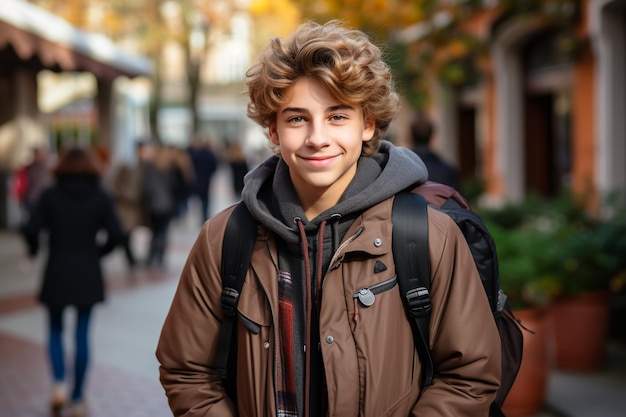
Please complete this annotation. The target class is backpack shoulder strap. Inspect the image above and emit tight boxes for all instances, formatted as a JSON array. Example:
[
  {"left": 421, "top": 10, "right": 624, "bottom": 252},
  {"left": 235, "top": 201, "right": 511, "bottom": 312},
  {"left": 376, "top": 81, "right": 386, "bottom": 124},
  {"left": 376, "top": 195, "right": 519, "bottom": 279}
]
[
  {"left": 392, "top": 191, "right": 434, "bottom": 387},
  {"left": 216, "top": 202, "right": 257, "bottom": 392}
]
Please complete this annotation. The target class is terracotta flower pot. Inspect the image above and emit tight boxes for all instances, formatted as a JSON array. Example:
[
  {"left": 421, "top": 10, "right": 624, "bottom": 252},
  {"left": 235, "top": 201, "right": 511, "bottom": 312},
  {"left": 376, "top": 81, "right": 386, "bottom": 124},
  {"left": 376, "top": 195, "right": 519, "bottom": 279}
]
[
  {"left": 550, "top": 290, "right": 611, "bottom": 371},
  {"left": 502, "top": 307, "right": 550, "bottom": 417}
]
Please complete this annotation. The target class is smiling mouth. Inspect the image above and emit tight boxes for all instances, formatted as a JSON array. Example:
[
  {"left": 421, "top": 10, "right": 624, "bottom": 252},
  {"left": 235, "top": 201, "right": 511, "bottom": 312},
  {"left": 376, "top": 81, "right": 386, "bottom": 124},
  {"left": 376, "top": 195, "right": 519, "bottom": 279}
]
[{"left": 302, "top": 155, "right": 337, "bottom": 168}]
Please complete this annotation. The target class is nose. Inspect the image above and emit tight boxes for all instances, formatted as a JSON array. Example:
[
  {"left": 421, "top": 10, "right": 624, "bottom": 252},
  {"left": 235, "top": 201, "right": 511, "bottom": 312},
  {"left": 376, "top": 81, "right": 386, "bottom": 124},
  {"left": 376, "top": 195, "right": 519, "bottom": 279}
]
[{"left": 305, "top": 120, "right": 330, "bottom": 149}]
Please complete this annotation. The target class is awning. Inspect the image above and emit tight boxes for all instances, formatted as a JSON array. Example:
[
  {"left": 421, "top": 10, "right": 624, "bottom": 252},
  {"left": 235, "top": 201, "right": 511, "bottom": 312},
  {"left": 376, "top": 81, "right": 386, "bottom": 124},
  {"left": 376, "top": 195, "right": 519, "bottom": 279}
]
[{"left": 0, "top": 0, "right": 152, "bottom": 80}]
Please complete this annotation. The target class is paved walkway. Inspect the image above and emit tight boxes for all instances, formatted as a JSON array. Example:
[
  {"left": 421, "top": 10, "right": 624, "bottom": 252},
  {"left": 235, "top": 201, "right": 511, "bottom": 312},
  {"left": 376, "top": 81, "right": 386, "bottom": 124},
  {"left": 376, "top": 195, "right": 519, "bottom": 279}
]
[
  {"left": 0, "top": 228, "right": 192, "bottom": 417},
  {"left": 1, "top": 166, "right": 625, "bottom": 417},
  {"left": 0, "top": 167, "right": 237, "bottom": 417}
]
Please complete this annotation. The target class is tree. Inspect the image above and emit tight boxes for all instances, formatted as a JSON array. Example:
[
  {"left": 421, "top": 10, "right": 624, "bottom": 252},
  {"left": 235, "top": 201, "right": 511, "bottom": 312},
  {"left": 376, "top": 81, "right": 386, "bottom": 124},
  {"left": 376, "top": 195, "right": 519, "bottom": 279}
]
[
  {"left": 30, "top": 0, "right": 241, "bottom": 141},
  {"left": 248, "top": 0, "right": 302, "bottom": 54}
]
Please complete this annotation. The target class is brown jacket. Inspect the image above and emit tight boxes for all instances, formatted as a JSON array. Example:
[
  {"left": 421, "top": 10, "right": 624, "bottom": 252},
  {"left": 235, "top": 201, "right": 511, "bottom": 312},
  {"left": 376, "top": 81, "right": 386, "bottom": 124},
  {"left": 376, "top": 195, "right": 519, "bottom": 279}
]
[
  {"left": 108, "top": 163, "right": 146, "bottom": 231},
  {"left": 156, "top": 196, "right": 501, "bottom": 417}
]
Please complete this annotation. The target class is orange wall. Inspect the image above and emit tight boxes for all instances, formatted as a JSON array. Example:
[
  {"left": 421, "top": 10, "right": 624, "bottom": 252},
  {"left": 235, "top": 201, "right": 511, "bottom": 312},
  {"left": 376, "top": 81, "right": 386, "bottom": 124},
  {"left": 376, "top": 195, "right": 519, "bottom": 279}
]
[
  {"left": 484, "top": 67, "right": 502, "bottom": 197},
  {"left": 572, "top": 47, "right": 596, "bottom": 195},
  {"left": 571, "top": 1, "right": 597, "bottom": 197}
]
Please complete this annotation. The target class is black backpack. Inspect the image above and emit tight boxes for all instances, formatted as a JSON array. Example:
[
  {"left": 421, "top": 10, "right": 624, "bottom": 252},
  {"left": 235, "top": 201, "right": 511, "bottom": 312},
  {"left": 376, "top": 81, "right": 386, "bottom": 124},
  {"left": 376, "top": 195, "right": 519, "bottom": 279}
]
[
  {"left": 393, "top": 183, "right": 525, "bottom": 417},
  {"left": 216, "top": 181, "right": 524, "bottom": 417}
]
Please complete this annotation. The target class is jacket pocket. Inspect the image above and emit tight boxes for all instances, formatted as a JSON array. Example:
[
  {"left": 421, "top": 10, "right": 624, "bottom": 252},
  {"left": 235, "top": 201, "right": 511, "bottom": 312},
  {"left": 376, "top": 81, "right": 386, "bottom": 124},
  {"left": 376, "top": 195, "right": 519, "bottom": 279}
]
[
  {"left": 237, "top": 278, "right": 271, "bottom": 331},
  {"left": 353, "top": 275, "right": 397, "bottom": 308}
]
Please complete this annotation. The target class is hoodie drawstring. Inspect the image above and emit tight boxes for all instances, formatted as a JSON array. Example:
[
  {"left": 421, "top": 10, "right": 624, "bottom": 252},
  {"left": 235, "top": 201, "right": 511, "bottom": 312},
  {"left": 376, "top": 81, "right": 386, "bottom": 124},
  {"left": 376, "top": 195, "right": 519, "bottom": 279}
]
[{"left": 295, "top": 218, "right": 312, "bottom": 417}]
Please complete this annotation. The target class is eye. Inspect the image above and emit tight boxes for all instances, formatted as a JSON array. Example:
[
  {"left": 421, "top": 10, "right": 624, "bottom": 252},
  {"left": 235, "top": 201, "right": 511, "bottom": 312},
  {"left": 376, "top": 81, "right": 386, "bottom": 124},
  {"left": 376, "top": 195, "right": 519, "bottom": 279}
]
[
  {"left": 329, "top": 114, "right": 348, "bottom": 122},
  {"left": 287, "top": 115, "right": 305, "bottom": 124}
]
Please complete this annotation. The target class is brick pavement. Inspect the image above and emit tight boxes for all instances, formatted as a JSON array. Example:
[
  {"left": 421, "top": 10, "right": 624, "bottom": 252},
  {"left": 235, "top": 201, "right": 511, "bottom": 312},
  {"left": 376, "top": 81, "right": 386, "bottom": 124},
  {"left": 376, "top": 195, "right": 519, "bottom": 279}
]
[
  {"left": 0, "top": 222, "right": 199, "bottom": 417},
  {"left": 0, "top": 332, "right": 171, "bottom": 417},
  {"left": 0, "top": 170, "right": 238, "bottom": 417}
]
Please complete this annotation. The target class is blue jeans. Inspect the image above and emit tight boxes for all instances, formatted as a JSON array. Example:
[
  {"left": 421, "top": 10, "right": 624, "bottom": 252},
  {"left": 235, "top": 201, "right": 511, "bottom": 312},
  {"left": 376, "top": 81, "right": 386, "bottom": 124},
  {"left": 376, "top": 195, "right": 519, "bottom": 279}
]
[{"left": 47, "top": 305, "right": 93, "bottom": 402}]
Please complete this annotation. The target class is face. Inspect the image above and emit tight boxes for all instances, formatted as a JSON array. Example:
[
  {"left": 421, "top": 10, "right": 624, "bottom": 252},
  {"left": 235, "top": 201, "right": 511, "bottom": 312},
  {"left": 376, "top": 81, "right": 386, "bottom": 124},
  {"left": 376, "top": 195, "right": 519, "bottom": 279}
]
[
  {"left": 269, "top": 77, "right": 375, "bottom": 212},
  {"left": 138, "top": 143, "right": 155, "bottom": 161}
]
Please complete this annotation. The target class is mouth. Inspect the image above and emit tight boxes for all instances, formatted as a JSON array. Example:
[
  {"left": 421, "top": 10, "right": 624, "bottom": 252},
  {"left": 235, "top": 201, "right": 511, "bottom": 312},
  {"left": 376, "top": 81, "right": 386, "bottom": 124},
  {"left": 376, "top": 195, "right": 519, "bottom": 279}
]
[{"left": 301, "top": 155, "right": 338, "bottom": 168}]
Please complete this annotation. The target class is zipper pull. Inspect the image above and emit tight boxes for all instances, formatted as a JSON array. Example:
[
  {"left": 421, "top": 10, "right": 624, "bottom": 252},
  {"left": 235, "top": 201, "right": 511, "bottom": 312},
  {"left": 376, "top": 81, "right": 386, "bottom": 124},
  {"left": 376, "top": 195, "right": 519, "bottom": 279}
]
[{"left": 355, "top": 288, "right": 375, "bottom": 307}]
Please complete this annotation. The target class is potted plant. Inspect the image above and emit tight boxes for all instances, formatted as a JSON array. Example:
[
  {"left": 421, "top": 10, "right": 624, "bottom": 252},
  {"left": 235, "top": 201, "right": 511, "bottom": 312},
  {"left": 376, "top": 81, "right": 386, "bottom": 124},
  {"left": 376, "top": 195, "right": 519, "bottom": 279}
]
[
  {"left": 547, "top": 200, "right": 626, "bottom": 371},
  {"left": 481, "top": 195, "right": 560, "bottom": 311}
]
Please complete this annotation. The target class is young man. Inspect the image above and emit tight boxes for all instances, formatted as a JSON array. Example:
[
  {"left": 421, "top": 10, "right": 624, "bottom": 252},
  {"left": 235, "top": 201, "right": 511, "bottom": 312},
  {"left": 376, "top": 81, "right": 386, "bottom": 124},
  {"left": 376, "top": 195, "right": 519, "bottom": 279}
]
[{"left": 156, "top": 20, "right": 501, "bottom": 417}]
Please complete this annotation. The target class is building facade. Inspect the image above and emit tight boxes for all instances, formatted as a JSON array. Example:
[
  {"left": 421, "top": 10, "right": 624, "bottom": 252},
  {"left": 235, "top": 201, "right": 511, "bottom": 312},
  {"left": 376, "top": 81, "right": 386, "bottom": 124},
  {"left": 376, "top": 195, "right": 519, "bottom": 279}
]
[{"left": 399, "top": 0, "right": 625, "bottom": 206}]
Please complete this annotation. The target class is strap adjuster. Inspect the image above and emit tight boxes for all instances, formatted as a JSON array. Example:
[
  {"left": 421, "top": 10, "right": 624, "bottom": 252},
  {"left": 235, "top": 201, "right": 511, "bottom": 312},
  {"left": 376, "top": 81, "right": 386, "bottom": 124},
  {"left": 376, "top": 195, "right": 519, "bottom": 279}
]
[
  {"left": 405, "top": 287, "right": 431, "bottom": 317},
  {"left": 221, "top": 287, "right": 240, "bottom": 317}
]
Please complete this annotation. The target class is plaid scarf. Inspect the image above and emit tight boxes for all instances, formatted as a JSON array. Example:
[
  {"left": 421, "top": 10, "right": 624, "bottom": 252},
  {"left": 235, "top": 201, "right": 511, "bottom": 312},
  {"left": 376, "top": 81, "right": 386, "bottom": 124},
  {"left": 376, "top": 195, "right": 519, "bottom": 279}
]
[{"left": 277, "top": 270, "right": 298, "bottom": 417}]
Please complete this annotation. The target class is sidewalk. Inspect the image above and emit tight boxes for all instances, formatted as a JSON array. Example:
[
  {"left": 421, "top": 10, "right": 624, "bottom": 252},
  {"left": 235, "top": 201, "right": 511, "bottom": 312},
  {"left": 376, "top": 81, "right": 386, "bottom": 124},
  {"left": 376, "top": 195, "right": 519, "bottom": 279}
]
[
  {"left": 0, "top": 226, "right": 191, "bottom": 417},
  {"left": 0, "top": 167, "right": 237, "bottom": 417},
  {"left": 1, "top": 167, "right": 625, "bottom": 416}
]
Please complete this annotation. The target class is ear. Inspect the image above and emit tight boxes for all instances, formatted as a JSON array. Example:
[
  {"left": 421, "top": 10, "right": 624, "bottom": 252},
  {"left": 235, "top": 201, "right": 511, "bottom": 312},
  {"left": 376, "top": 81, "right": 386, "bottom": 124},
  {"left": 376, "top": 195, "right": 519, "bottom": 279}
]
[
  {"left": 362, "top": 118, "right": 376, "bottom": 142},
  {"left": 269, "top": 123, "right": 280, "bottom": 145}
]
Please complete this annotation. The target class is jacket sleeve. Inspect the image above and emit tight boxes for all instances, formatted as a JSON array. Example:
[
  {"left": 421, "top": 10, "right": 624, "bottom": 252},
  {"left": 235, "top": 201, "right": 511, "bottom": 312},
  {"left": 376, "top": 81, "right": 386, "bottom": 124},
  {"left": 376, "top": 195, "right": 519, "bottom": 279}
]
[
  {"left": 156, "top": 211, "right": 237, "bottom": 417},
  {"left": 412, "top": 208, "right": 501, "bottom": 417}
]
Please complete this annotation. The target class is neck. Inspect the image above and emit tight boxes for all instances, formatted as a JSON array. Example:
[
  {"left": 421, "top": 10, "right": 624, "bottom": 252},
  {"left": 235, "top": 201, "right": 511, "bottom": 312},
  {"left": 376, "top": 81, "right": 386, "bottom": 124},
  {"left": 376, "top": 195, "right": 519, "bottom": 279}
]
[{"left": 299, "top": 190, "right": 339, "bottom": 220}]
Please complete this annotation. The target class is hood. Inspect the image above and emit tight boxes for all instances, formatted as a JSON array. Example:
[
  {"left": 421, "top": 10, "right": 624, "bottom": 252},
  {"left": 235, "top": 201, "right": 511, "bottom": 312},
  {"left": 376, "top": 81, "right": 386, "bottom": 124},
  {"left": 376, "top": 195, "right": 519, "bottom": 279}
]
[
  {"left": 241, "top": 140, "right": 428, "bottom": 245},
  {"left": 56, "top": 175, "right": 100, "bottom": 199}
]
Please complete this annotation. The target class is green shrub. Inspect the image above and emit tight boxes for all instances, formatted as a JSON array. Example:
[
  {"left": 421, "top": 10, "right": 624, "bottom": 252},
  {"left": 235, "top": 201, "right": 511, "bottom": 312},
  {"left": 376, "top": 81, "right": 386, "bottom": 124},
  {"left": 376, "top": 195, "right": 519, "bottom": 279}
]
[{"left": 485, "top": 189, "right": 626, "bottom": 306}]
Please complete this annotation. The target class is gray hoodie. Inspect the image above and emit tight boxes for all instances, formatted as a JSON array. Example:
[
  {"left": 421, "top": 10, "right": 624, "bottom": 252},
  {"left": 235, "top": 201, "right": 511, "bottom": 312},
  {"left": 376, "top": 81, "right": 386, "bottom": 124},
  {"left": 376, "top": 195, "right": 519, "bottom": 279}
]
[{"left": 242, "top": 140, "right": 428, "bottom": 244}]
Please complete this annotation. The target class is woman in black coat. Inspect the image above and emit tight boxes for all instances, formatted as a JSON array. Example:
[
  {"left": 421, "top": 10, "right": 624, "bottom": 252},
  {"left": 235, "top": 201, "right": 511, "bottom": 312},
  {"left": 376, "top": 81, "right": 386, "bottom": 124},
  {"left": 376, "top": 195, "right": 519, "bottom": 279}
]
[{"left": 21, "top": 146, "right": 125, "bottom": 417}]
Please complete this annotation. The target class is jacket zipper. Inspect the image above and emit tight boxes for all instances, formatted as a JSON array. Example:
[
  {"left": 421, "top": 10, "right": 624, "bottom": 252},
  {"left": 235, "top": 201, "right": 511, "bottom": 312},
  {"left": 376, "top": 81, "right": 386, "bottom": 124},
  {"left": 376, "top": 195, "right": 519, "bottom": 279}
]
[
  {"left": 328, "top": 227, "right": 364, "bottom": 268},
  {"left": 353, "top": 276, "right": 398, "bottom": 307}
]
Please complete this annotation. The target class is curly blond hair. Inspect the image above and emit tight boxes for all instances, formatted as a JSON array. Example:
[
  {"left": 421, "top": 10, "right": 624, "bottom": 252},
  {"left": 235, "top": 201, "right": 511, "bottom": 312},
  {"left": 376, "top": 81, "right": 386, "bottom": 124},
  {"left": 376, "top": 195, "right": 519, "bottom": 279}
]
[{"left": 245, "top": 20, "right": 399, "bottom": 156}]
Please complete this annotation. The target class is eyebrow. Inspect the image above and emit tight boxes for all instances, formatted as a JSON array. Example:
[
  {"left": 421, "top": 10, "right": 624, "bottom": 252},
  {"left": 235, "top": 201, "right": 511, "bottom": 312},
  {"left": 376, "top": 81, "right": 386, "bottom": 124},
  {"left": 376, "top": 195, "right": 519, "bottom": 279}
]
[{"left": 281, "top": 104, "right": 355, "bottom": 114}]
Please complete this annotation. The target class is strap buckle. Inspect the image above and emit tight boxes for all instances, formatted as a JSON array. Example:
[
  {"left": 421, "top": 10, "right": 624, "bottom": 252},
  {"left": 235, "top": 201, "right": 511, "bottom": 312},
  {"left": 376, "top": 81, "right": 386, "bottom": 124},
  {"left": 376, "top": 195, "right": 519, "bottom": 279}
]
[
  {"left": 221, "top": 287, "right": 240, "bottom": 317},
  {"left": 405, "top": 287, "right": 431, "bottom": 317}
]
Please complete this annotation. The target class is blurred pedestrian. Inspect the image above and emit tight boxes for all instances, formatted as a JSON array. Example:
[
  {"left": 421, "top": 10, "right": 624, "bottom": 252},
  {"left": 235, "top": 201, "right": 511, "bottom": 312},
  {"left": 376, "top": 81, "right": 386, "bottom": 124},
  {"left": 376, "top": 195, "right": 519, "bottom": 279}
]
[
  {"left": 11, "top": 163, "right": 29, "bottom": 210},
  {"left": 22, "top": 146, "right": 54, "bottom": 217},
  {"left": 166, "top": 145, "right": 195, "bottom": 221},
  {"left": 20, "top": 146, "right": 125, "bottom": 417},
  {"left": 225, "top": 139, "right": 249, "bottom": 199},
  {"left": 106, "top": 150, "right": 147, "bottom": 270},
  {"left": 139, "top": 141, "right": 176, "bottom": 267},
  {"left": 409, "top": 112, "right": 461, "bottom": 190},
  {"left": 187, "top": 135, "right": 218, "bottom": 223}
]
